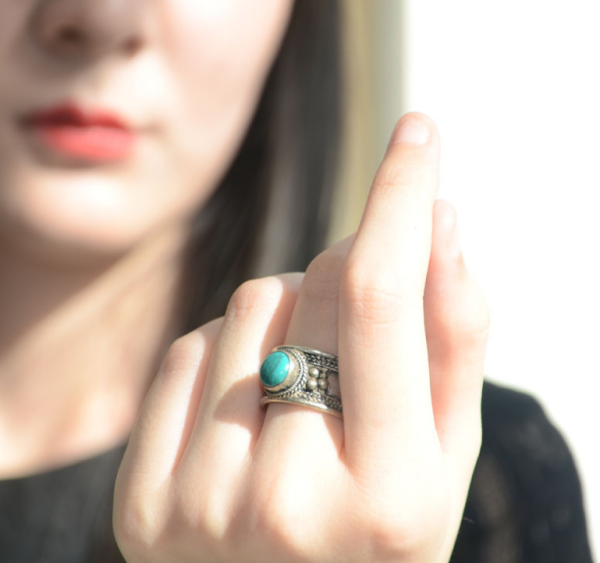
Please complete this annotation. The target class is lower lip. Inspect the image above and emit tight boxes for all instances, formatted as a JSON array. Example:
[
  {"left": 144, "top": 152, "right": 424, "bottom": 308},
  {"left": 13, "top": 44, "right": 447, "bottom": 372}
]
[{"left": 28, "top": 124, "right": 136, "bottom": 162}]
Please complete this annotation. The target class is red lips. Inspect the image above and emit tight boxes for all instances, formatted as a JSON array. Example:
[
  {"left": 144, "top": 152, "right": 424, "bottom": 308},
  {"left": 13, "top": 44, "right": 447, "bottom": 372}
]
[{"left": 21, "top": 103, "right": 136, "bottom": 162}]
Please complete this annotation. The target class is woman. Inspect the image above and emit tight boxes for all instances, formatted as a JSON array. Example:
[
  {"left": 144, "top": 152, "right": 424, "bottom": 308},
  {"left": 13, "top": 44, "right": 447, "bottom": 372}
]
[{"left": 0, "top": 1, "right": 592, "bottom": 562}]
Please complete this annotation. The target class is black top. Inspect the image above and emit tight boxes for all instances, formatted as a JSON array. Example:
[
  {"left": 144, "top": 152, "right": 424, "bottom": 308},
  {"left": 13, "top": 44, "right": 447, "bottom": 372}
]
[
  {"left": 453, "top": 383, "right": 593, "bottom": 563},
  {"left": 0, "top": 382, "right": 593, "bottom": 563}
]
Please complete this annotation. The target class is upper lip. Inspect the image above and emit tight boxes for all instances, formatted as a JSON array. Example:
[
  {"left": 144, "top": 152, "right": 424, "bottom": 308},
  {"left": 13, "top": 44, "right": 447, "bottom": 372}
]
[{"left": 20, "top": 102, "right": 132, "bottom": 131}]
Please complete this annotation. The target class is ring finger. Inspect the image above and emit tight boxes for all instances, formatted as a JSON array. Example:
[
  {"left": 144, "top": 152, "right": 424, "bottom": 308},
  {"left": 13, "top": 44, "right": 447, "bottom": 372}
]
[{"left": 257, "top": 235, "right": 355, "bottom": 459}]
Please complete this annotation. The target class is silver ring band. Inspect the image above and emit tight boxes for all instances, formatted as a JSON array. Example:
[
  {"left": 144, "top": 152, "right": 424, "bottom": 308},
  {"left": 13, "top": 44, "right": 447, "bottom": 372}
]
[{"left": 259, "top": 345, "right": 342, "bottom": 418}]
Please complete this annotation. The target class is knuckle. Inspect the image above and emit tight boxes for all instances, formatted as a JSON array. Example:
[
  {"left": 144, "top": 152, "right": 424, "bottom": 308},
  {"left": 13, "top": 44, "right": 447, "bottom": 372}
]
[
  {"left": 227, "top": 277, "right": 282, "bottom": 319},
  {"left": 341, "top": 264, "right": 414, "bottom": 326},
  {"left": 302, "top": 249, "right": 346, "bottom": 303},
  {"left": 372, "top": 160, "right": 413, "bottom": 196},
  {"left": 114, "top": 494, "right": 163, "bottom": 555},
  {"left": 160, "top": 330, "right": 208, "bottom": 378},
  {"left": 348, "top": 456, "right": 451, "bottom": 556},
  {"left": 352, "top": 487, "right": 449, "bottom": 560},
  {"left": 373, "top": 155, "right": 430, "bottom": 199},
  {"left": 256, "top": 495, "right": 294, "bottom": 540},
  {"left": 366, "top": 514, "right": 439, "bottom": 560},
  {"left": 434, "top": 279, "right": 491, "bottom": 349},
  {"left": 187, "top": 490, "right": 226, "bottom": 541},
  {"left": 162, "top": 488, "right": 222, "bottom": 550},
  {"left": 250, "top": 479, "right": 312, "bottom": 556}
]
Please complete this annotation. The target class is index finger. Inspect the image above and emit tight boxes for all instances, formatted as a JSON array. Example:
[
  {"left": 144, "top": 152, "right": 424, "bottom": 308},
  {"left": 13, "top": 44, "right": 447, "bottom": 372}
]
[{"left": 339, "top": 113, "right": 441, "bottom": 476}]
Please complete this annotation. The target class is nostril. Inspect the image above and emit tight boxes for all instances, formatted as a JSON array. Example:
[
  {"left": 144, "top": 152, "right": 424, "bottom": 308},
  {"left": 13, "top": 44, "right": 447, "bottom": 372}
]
[
  {"left": 57, "top": 24, "right": 84, "bottom": 46},
  {"left": 123, "top": 36, "right": 143, "bottom": 57},
  {"left": 30, "top": 0, "right": 146, "bottom": 61}
]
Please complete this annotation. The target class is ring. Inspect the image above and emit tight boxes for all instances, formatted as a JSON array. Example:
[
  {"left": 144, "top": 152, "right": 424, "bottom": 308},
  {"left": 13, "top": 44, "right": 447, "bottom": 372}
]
[{"left": 259, "top": 345, "right": 342, "bottom": 418}]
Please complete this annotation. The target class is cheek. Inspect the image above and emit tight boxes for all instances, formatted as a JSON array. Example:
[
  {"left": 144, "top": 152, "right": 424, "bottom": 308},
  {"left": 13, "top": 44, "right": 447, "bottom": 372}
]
[
  {"left": 162, "top": 0, "right": 294, "bottom": 133},
  {"left": 0, "top": 2, "right": 32, "bottom": 55},
  {"left": 164, "top": 0, "right": 293, "bottom": 66},
  {"left": 147, "top": 0, "right": 294, "bottom": 231}
]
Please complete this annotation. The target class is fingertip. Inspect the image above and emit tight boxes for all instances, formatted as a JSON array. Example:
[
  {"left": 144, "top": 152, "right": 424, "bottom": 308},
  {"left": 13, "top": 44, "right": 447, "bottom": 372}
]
[
  {"left": 426, "top": 200, "right": 490, "bottom": 351},
  {"left": 388, "top": 112, "right": 440, "bottom": 148}
]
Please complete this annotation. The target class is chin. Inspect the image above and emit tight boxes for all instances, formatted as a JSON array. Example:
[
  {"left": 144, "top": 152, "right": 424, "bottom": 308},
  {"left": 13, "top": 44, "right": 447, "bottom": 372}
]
[{"left": 0, "top": 170, "right": 172, "bottom": 268}]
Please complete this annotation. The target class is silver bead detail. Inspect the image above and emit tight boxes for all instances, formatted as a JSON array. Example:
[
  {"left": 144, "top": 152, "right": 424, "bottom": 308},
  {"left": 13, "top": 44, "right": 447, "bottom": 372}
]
[
  {"left": 309, "top": 367, "right": 320, "bottom": 378},
  {"left": 306, "top": 377, "right": 318, "bottom": 391},
  {"left": 318, "top": 379, "right": 329, "bottom": 390}
]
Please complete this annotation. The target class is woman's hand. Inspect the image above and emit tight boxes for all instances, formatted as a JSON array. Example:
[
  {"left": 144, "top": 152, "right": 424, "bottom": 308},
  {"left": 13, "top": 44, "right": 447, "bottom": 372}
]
[{"left": 113, "top": 113, "right": 489, "bottom": 563}]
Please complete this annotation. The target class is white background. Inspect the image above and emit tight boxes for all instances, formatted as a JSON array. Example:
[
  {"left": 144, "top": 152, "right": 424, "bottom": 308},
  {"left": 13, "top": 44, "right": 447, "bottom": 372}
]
[{"left": 367, "top": 0, "right": 600, "bottom": 556}]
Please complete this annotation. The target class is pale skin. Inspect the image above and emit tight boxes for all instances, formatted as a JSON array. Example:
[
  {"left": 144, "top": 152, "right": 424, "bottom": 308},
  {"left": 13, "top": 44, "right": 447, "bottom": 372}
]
[
  {"left": 0, "top": 0, "right": 294, "bottom": 475},
  {"left": 0, "top": 1, "right": 489, "bottom": 562},
  {"left": 114, "top": 116, "right": 490, "bottom": 563}
]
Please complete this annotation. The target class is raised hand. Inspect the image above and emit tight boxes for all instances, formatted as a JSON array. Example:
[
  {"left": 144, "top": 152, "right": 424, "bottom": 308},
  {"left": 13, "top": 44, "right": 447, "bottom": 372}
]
[{"left": 114, "top": 112, "right": 489, "bottom": 563}]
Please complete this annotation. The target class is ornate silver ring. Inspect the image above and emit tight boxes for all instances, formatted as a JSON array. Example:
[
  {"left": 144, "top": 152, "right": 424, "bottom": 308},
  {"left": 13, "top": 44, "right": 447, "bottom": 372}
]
[{"left": 259, "top": 345, "right": 342, "bottom": 418}]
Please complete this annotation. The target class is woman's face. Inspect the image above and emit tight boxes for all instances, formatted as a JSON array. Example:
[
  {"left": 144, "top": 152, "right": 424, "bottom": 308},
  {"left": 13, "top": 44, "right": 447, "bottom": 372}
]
[{"left": 0, "top": 0, "right": 293, "bottom": 262}]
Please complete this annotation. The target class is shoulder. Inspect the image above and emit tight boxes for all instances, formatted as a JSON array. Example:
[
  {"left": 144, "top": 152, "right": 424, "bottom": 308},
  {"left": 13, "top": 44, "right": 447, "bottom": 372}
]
[{"left": 451, "top": 381, "right": 593, "bottom": 563}]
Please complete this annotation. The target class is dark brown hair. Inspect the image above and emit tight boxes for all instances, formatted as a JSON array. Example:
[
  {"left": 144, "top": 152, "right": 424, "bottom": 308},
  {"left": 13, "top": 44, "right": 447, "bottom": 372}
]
[
  {"left": 94, "top": 2, "right": 344, "bottom": 560},
  {"left": 179, "top": 0, "right": 344, "bottom": 332}
]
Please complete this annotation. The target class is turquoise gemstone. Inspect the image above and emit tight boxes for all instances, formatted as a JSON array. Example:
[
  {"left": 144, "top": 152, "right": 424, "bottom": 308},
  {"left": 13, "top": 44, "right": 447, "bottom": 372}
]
[{"left": 260, "top": 351, "right": 290, "bottom": 388}]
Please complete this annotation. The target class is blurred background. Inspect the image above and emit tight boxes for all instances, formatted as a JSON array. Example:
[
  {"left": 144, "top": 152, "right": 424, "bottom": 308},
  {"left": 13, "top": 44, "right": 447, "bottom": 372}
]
[{"left": 332, "top": 0, "right": 600, "bottom": 557}]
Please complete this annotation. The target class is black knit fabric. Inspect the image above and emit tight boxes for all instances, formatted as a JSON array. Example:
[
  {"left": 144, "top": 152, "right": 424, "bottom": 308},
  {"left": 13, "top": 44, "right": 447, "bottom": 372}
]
[
  {"left": 0, "top": 445, "right": 126, "bottom": 563},
  {"left": 0, "top": 382, "right": 593, "bottom": 563},
  {"left": 452, "top": 383, "right": 593, "bottom": 563}
]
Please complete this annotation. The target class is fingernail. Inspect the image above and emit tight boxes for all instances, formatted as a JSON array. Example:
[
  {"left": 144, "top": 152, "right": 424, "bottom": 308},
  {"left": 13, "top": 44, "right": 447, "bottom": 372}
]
[{"left": 391, "top": 118, "right": 430, "bottom": 146}]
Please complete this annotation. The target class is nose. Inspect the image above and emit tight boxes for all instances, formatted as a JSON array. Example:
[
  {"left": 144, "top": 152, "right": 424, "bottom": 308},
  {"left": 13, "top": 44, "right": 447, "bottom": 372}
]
[{"left": 30, "top": 0, "right": 145, "bottom": 60}]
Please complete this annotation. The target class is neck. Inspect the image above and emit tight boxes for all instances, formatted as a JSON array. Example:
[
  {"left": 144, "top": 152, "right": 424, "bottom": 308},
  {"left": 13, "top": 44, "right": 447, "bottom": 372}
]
[{"left": 0, "top": 224, "right": 189, "bottom": 478}]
